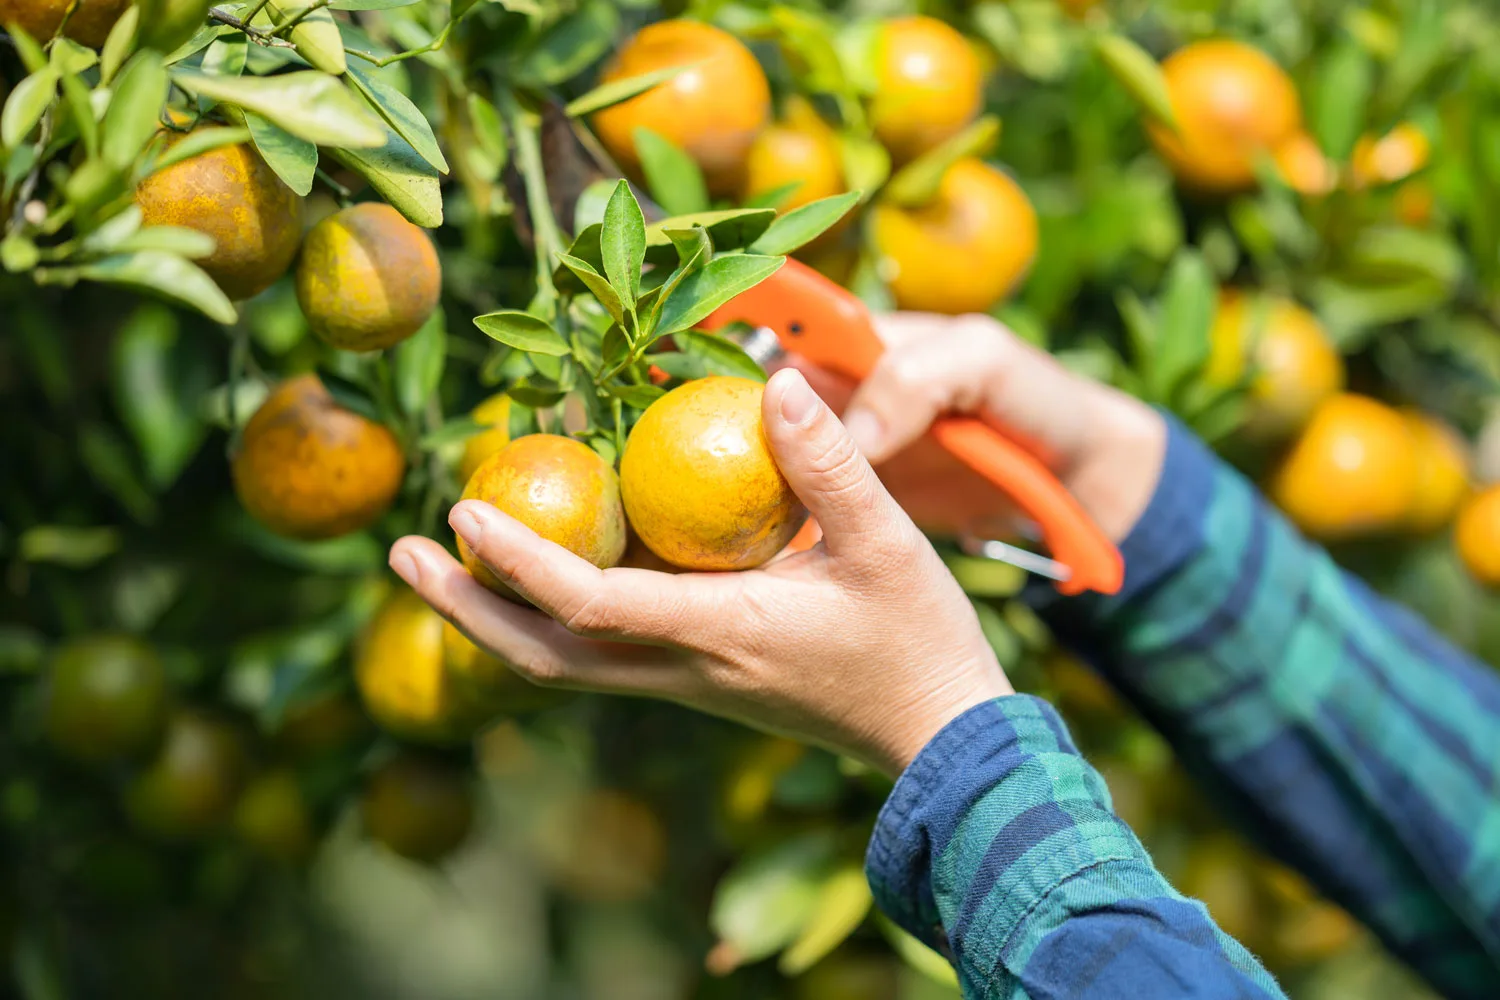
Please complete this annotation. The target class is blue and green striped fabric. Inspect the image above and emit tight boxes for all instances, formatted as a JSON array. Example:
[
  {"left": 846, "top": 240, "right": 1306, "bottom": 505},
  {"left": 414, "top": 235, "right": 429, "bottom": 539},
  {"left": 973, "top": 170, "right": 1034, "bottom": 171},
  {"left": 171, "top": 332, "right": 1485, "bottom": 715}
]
[{"left": 865, "top": 419, "right": 1500, "bottom": 999}]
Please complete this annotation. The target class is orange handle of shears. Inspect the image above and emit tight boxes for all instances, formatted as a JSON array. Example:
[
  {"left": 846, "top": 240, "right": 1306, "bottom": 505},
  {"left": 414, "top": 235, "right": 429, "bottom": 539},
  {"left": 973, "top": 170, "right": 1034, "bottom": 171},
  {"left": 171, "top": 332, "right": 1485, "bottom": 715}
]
[{"left": 703, "top": 259, "right": 1124, "bottom": 596}]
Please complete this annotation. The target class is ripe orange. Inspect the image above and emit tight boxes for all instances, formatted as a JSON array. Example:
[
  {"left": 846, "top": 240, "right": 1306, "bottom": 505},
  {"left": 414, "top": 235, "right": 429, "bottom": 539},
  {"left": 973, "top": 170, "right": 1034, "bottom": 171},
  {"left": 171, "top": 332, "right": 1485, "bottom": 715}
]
[
  {"left": 44, "top": 635, "right": 169, "bottom": 766},
  {"left": 0, "top": 0, "right": 130, "bottom": 48},
  {"left": 1455, "top": 486, "right": 1500, "bottom": 587},
  {"left": 1350, "top": 122, "right": 1430, "bottom": 189},
  {"left": 870, "top": 157, "right": 1038, "bottom": 314},
  {"left": 295, "top": 203, "right": 441, "bottom": 352},
  {"left": 869, "top": 15, "right": 984, "bottom": 164},
  {"left": 125, "top": 709, "right": 248, "bottom": 842},
  {"left": 1403, "top": 411, "right": 1470, "bottom": 534},
  {"left": 234, "top": 769, "right": 315, "bottom": 865},
  {"left": 1272, "top": 131, "right": 1337, "bottom": 196},
  {"left": 1205, "top": 292, "right": 1344, "bottom": 438},
  {"left": 1269, "top": 394, "right": 1418, "bottom": 540},
  {"left": 458, "top": 434, "right": 627, "bottom": 599},
  {"left": 742, "top": 101, "right": 845, "bottom": 212},
  {"left": 441, "top": 619, "right": 570, "bottom": 715},
  {"left": 354, "top": 589, "right": 496, "bottom": 744},
  {"left": 135, "top": 134, "right": 303, "bottom": 300},
  {"left": 232, "top": 374, "right": 405, "bottom": 540},
  {"left": 458, "top": 393, "right": 511, "bottom": 486},
  {"left": 592, "top": 20, "right": 770, "bottom": 198},
  {"left": 1151, "top": 40, "right": 1302, "bottom": 194},
  {"left": 621, "top": 376, "right": 805, "bottom": 571},
  {"left": 361, "top": 751, "right": 474, "bottom": 864}
]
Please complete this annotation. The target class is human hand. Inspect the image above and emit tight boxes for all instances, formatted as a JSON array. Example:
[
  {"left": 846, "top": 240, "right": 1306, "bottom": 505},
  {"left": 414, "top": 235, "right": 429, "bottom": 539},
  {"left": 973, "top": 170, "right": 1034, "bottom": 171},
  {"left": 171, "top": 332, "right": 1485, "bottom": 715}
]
[
  {"left": 784, "top": 313, "right": 1167, "bottom": 543},
  {"left": 387, "top": 369, "right": 1012, "bottom": 777}
]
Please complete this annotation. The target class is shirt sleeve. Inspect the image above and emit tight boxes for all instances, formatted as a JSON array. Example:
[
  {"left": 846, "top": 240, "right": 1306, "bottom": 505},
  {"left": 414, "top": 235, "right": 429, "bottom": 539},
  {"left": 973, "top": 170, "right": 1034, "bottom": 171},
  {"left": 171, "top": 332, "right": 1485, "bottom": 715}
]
[
  {"left": 1028, "top": 416, "right": 1500, "bottom": 999},
  {"left": 865, "top": 694, "right": 1286, "bottom": 999}
]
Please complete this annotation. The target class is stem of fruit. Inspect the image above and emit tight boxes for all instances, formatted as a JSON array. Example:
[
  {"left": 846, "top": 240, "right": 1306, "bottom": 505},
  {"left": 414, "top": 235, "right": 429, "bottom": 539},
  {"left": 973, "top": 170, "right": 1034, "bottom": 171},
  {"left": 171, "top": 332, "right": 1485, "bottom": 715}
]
[
  {"left": 6, "top": 111, "right": 55, "bottom": 237},
  {"left": 226, "top": 324, "right": 249, "bottom": 458},
  {"left": 503, "top": 91, "right": 563, "bottom": 317},
  {"left": 207, "top": 8, "right": 296, "bottom": 48},
  {"left": 611, "top": 396, "right": 625, "bottom": 459}
]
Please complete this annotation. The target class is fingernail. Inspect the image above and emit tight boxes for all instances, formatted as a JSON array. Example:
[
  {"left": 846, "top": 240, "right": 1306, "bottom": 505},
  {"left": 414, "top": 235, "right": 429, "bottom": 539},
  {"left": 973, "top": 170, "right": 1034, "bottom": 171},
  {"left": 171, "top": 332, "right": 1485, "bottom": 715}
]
[
  {"left": 389, "top": 549, "right": 419, "bottom": 586},
  {"left": 777, "top": 370, "right": 819, "bottom": 425},
  {"left": 450, "top": 503, "right": 487, "bottom": 545},
  {"left": 844, "top": 410, "right": 884, "bottom": 457}
]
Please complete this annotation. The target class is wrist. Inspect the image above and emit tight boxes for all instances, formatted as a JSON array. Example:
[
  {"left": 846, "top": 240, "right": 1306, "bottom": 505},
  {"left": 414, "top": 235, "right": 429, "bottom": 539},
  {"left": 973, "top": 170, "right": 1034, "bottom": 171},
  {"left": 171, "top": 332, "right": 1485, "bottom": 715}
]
[
  {"left": 1068, "top": 390, "right": 1168, "bottom": 544},
  {"left": 875, "top": 667, "right": 1014, "bottom": 778}
]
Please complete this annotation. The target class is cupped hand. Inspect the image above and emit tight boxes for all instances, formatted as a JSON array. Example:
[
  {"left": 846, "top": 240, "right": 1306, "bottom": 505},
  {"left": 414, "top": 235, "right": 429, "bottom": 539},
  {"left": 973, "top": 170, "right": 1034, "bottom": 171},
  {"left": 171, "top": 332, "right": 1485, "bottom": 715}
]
[
  {"left": 388, "top": 368, "right": 1012, "bottom": 778},
  {"left": 784, "top": 313, "right": 1167, "bottom": 543}
]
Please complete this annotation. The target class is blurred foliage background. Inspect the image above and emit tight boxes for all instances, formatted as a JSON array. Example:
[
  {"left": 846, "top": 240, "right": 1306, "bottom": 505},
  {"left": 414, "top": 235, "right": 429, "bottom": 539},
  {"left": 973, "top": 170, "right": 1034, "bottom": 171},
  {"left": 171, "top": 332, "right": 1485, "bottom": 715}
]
[{"left": 3, "top": 0, "right": 1499, "bottom": 997}]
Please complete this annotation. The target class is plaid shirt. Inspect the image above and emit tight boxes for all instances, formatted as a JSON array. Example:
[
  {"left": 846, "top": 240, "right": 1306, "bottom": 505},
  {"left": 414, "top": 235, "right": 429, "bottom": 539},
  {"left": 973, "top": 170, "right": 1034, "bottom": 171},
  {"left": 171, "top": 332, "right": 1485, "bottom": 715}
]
[{"left": 865, "top": 418, "right": 1500, "bottom": 999}]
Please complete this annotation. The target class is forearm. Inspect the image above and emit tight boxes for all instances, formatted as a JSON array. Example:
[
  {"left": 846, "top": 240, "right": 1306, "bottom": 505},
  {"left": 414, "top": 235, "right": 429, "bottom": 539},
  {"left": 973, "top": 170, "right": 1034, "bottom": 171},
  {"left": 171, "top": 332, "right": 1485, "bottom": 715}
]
[
  {"left": 1030, "top": 418, "right": 1500, "bottom": 996},
  {"left": 867, "top": 696, "right": 1284, "bottom": 999}
]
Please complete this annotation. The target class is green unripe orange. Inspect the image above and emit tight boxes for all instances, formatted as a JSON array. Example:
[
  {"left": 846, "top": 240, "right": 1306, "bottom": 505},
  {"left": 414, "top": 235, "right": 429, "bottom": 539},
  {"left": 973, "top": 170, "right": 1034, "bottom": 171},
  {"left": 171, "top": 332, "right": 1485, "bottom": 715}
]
[
  {"left": 362, "top": 751, "right": 474, "bottom": 864},
  {"left": 0, "top": 0, "right": 130, "bottom": 48},
  {"left": 44, "top": 635, "right": 169, "bottom": 765},
  {"left": 125, "top": 710, "right": 248, "bottom": 842}
]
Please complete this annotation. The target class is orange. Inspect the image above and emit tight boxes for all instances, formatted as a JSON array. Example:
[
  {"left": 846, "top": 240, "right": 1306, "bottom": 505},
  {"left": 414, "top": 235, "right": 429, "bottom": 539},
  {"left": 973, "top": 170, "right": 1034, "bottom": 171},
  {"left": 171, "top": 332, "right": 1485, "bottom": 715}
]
[
  {"left": 1403, "top": 411, "right": 1470, "bottom": 534},
  {"left": 458, "top": 393, "right": 511, "bottom": 485},
  {"left": 742, "top": 102, "right": 845, "bottom": 212},
  {"left": 135, "top": 134, "right": 303, "bottom": 301},
  {"left": 870, "top": 157, "right": 1038, "bottom": 314},
  {"left": 592, "top": 20, "right": 770, "bottom": 198},
  {"left": 537, "top": 790, "right": 666, "bottom": 902},
  {"left": 620, "top": 376, "right": 805, "bottom": 571},
  {"left": 1206, "top": 293, "right": 1344, "bottom": 438},
  {"left": 295, "top": 203, "right": 441, "bottom": 352},
  {"left": 125, "top": 710, "right": 248, "bottom": 842},
  {"left": 1350, "top": 122, "right": 1430, "bottom": 189},
  {"left": 361, "top": 751, "right": 474, "bottom": 864},
  {"left": 869, "top": 15, "right": 984, "bottom": 164},
  {"left": 457, "top": 434, "right": 627, "bottom": 600},
  {"left": 1455, "top": 486, "right": 1500, "bottom": 587},
  {"left": 234, "top": 770, "right": 316, "bottom": 865},
  {"left": 274, "top": 691, "right": 367, "bottom": 760},
  {"left": 1150, "top": 40, "right": 1302, "bottom": 194},
  {"left": 44, "top": 635, "right": 169, "bottom": 766},
  {"left": 1272, "top": 131, "right": 1337, "bottom": 196},
  {"left": 441, "top": 619, "right": 571, "bottom": 715},
  {"left": 354, "top": 589, "right": 496, "bottom": 744},
  {"left": 0, "top": 0, "right": 130, "bottom": 48},
  {"left": 232, "top": 374, "right": 405, "bottom": 540},
  {"left": 1269, "top": 394, "right": 1418, "bottom": 540}
]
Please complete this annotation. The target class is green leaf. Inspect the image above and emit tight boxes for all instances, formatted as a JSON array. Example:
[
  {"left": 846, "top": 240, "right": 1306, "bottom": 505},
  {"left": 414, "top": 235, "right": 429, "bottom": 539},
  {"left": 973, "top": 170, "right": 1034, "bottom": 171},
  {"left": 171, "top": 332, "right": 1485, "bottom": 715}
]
[
  {"left": 839, "top": 133, "right": 890, "bottom": 197},
  {"left": 81, "top": 208, "right": 215, "bottom": 258},
  {"left": 1095, "top": 33, "right": 1177, "bottom": 133},
  {"left": 260, "top": 0, "right": 346, "bottom": 75},
  {"left": 243, "top": 112, "right": 317, "bottom": 196},
  {"left": 111, "top": 304, "right": 209, "bottom": 489},
  {"left": 473, "top": 311, "right": 570, "bottom": 356},
  {"left": 565, "top": 63, "right": 693, "bottom": 118},
  {"left": 58, "top": 68, "right": 99, "bottom": 156},
  {"left": 99, "top": 5, "right": 141, "bottom": 85},
  {"left": 507, "top": 379, "right": 567, "bottom": 408},
  {"left": 75, "top": 251, "right": 238, "bottom": 324},
  {"left": 749, "top": 192, "right": 860, "bottom": 256},
  {"left": 601, "top": 179, "right": 647, "bottom": 309},
  {"left": 102, "top": 52, "right": 168, "bottom": 172},
  {"left": 633, "top": 127, "right": 709, "bottom": 216},
  {"left": 1, "top": 233, "right": 40, "bottom": 272},
  {"left": 557, "top": 253, "right": 625, "bottom": 324},
  {"left": 394, "top": 310, "right": 446, "bottom": 418},
  {"left": 2, "top": 68, "right": 59, "bottom": 150},
  {"left": 1116, "top": 290, "right": 1157, "bottom": 369},
  {"left": 672, "top": 331, "right": 768, "bottom": 382},
  {"left": 329, "top": 0, "right": 419, "bottom": 8},
  {"left": 656, "top": 255, "right": 785, "bottom": 336},
  {"left": 144, "top": 126, "right": 251, "bottom": 174},
  {"left": 884, "top": 116, "right": 1001, "bottom": 208},
  {"left": 648, "top": 208, "right": 776, "bottom": 253},
  {"left": 170, "top": 69, "right": 385, "bottom": 148},
  {"left": 604, "top": 382, "right": 666, "bottom": 408},
  {"left": 876, "top": 914, "right": 958, "bottom": 987},
  {"left": 1154, "top": 250, "right": 1216, "bottom": 403},
  {"left": 513, "top": 0, "right": 619, "bottom": 87},
  {"left": 8, "top": 24, "right": 46, "bottom": 74},
  {"left": 662, "top": 225, "right": 712, "bottom": 270},
  {"left": 135, "top": 0, "right": 217, "bottom": 56},
  {"left": 419, "top": 415, "right": 486, "bottom": 449},
  {"left": 743, "top": 181, "right": 801, "bottom": 211},
  {"left": 346, "top": 63, "right": 448, "bottom": 174},
  {"left": 50, "top": 37, "right": 98, "bottom": 75},
  {"left": 710, "top": 834, "right": 834, "bottom": 967},
  {"left": 200, "top": 34, "right": 248, "bottom": 78},
  {"left": 466, "top": 92, "right": 506, "bottom": 171},
  {"left": 572, "top": 178, "right": 616, "bottom": 233},
  {"left": 1309, "top": 38, "right": 1373, "bottom": 161},
  {"left": 778, "top": 865, "right": 873, "bottom": 975},
  {"left": 162, "top": 22, "right": 231, "bottom": 66},
  {"left": 79, "top": 422, "right": 159, "bottom": 523},
  {"left": 328, "top": 127, "right": 442, "bottom": 227}
]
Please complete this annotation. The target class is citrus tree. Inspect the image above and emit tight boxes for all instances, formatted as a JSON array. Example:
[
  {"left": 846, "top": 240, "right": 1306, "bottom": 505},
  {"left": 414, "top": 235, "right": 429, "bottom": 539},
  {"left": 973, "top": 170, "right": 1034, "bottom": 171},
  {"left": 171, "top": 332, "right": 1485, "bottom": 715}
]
[{"left": 2, "top": 0, "right": 1498, "bottom": 996}]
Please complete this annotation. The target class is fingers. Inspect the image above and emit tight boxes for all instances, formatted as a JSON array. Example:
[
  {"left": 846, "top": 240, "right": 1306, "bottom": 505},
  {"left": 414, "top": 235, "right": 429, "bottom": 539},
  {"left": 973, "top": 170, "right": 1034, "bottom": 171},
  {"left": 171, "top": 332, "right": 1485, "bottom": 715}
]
[
  {"left": 844, "top": 315, "right": 1018, "bottom": 464},
  {"left": 760, "top": 368, "right": 908, "bottom": 559}
]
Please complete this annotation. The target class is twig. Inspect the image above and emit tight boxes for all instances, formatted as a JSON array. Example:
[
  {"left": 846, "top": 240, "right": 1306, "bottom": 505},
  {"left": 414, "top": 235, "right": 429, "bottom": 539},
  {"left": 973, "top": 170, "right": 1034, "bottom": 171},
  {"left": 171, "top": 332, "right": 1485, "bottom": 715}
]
[
  {"left": 343, "top": 21, "right": 453, "bottom": 68},
  {"left": 6, "top": 111, "right": 54, "bottom": 237},
  {"left": 207, "top": 6, "right": 297, "bottom": 47}
]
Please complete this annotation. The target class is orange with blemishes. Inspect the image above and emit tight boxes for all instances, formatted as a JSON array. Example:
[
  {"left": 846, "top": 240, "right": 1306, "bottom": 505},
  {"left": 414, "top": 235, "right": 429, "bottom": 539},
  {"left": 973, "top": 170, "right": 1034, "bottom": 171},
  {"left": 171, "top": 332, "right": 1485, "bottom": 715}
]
[
  {"left": 134, "top": 134, "right": 303, "bottom": 301},
  {"left": 295, "top": 202, "right": 441, "bottom": 352},
  {"left": 1269, "top": 394, "right": 1418, "bottom": 540},
  {"left": 1403, "top": 411, "right": 1470, "bottom": 534},
  {"left": 870, "top": 15, "right": 984, "bottom": 164},
  {"left": 1456, "top": 486, "right": 1500, "bottom": 587},
  {"left": 458, "top": 434, "right": 627, "bottom": 599},
  {"left": 871, "top": 158, "right": 1038, "bottom": 314},
  {"left": 361, "top": 751, "right": 474, "bottom": 864},
  {"left": 0, "top": 0, "right": 130, "bottom": 48},
  {"left": 1150, "top": 40, "right": 1302, "bottom": 194},
  {"left": 232, "top": 375, "right": 405, "bottom": 540},
  {"left": 1206, "top": 292, "right": 1344, "bottom": 439},
  {"left": 592, "top": 20, "right": 770, "bottom": 198},
  {"left": 621, "top": 377, "right": 805, "bottom": 571}
]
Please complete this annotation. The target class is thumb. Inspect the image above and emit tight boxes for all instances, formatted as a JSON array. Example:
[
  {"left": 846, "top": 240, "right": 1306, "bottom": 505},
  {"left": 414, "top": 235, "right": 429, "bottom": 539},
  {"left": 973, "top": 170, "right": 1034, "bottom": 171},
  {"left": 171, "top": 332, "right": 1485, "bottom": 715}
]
[{"left": 761, "top": 368, "right": 905, "bottom": 558}]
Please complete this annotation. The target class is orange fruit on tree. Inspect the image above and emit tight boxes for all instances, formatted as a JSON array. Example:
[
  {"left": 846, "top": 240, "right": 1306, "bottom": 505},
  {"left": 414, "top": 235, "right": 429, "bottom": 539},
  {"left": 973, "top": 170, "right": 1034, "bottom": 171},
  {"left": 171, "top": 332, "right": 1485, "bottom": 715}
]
[
  {"left": 592, "top": 19, "right": 770, "bottom": 198},
  {"left": 361, "top": 750, "right": 474, "bottom": 864},
  {"left": 234, "top": 769, "right": 316, "bottom": 865},
  {"left": 742, "top": 101, "right": 845, "bottom": 213},
  {"left": 0, "top": 0, "right": 130, "bottom": 48},
  {"left": 442, "top": 619, "right": 570, "bottom": 715},
  {"left": 1272, "top": 131, "right": 1337, "bottom": 196},
  {"left": 457, "top": 434, "right": 627, "bottom": 600},
  {"left": 1150, "top": 40, "right": 1302, "bottom": 194},
  {"left": 124, "top": 709, "right": 248, "bottom": 843},
  {"left": 135, "top": 134, "right": 303, "bottom": 300},
  {"left": 232, "top": 374, "right": 405, "bottom": 540},
  {"left": 870, "top": 158, "right": 1038, "bottom": 314},
  {"left": 295, "top": 202, "right": 442, "bottom": 352},
  {"left": 458, "top": 392, "right": 511, "bottom": 485},
  {"left": 1455, "top": 486, "right": 1500, "bottom": 587},
  {"left": 1269, "top": 394, "right": 1418, "bottom": 540},
  {"left": 1403, "top": 411, "right": 1470, "bottom": 534},
  {"left": 620, "top": 376, "right": 806, "bottom": 571},
  {"left": 869, "top": 15, "right": 984, "bottom": 165},
  {"left": 274, "top": 690, "right": 367, "bottom": 760},
  {"left": 1350, "top": 122, "right": 1430, "bottom": 189},
  {"left": 44, "top": 635, "right": 169, "bottom": 766},
  {"left": 1205, "top": 292, "right": 1344, "bottom": 439}
]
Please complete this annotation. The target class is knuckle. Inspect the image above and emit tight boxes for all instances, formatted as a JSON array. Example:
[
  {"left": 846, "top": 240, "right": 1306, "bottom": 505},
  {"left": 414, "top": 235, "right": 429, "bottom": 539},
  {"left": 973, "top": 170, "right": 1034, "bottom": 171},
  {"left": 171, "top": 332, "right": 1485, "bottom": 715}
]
[
  {"left": 559, "top": 592, "right": 615, "bottom": 637},
  {"left": 514, "top": 649, "right": 566, "bottom": 686}
]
